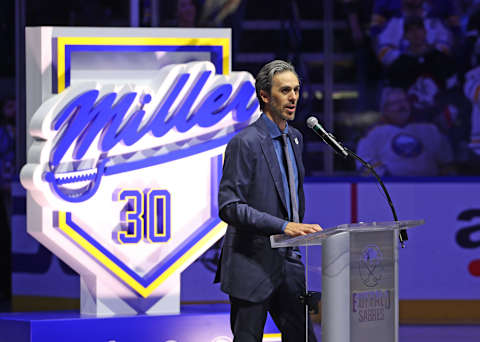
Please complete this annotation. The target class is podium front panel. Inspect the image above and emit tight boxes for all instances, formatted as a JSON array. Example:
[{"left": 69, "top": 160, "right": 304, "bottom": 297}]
[
  {"left": 350, "top": 230, "right": 395, "bottom": 342},
  {"left": 272, "top": 220, "right": 421, "bottom": 342}
]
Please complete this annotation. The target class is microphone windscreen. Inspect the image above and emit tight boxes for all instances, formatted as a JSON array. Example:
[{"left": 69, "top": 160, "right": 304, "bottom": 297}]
[{"left": 306, "top": 116, "right": 318, "bottom": 129}]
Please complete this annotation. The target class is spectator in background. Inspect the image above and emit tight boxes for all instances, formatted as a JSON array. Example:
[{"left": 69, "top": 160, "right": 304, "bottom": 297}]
[
  {"left": 344, "top": 0, "right": 375, "bottom": 46},
  {"left": 356, "top": 88, "right": 454, "bottom": 176},
  {"left": 463, "top": 6, "right": 480, "bottom": 155},
  {"left": 464, "top": 66, "right": 480, "bottom": 154},
  {"left": 176, "top": 0, "right": 198, "bottom": 27},
  {"left": 197, "top": 0, "right": 246, "bottom": 67},
  {"left": 384, "top": 16, "right": 459, "bottom": 127},
  {"left": 198, "top": 0, "right": 242, "bottom": 27},
  {"left": 343, "top": 0, "right": 381, "bottom": 111},
  {"left": 376, "top": 0, "right": 454, "bottom": 66},
  {"left": 371, "top": 0, "right": 460, "bottom": 39},
  {"left": 456, "top": 0, "right": 480, "bottom": 33},
  {"left": 370, "top": 0, "right": 402, "bottom": 38},
  {"left": 463, "top": 4, "right": 480, "bottom": 70}
]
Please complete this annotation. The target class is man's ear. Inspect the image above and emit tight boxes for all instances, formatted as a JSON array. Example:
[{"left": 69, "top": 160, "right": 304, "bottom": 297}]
[{"left": 259, "top": 89, "right": 270, "bottom": 105}]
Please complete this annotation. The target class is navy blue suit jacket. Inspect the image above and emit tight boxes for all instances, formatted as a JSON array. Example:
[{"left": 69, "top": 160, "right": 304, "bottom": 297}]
[{"left": 215, "top": 116, "right": 306, "bottom": 302}]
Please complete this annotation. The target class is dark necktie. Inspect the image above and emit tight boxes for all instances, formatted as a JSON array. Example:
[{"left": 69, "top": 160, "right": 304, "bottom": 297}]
[{"left": 281, "top": 133, "right": 299, "bottom": 223}]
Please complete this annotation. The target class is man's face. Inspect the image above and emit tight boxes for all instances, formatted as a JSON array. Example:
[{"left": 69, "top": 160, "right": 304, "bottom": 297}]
[
  {"left": 3, "top": 99, "right": 15, "bottom": 120},
  {"left": 383, "top": 91, "right": 411, "bottom": 126},
  {"left": 405, "top": 25, "right": 426, "bottom": 47},
  {"left": 261, "top": 71, "right": 300, "bottom": 124},
  {"left": 177, "top": 0, "right": 196, "bottom": 27}
]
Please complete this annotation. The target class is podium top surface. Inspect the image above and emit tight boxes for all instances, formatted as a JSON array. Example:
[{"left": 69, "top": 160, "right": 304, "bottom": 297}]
[{"left": 270, "top": 219, "right": 424, "bottom": 248}]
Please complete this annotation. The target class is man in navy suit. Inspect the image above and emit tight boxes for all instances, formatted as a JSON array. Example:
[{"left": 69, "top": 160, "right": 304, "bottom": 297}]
[{"left": 216, "top": 60, "right": 321, "bottom": 341}]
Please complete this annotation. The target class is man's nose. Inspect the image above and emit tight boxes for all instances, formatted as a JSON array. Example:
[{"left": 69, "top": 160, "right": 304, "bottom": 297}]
[{"left": 289, "top": 90, "right": 297, "bottom": 102}]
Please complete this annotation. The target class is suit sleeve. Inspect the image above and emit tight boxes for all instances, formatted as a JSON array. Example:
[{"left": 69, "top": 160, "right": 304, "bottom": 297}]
[{"left": 218, "top": 136, "right": 286, "bottom": 236}]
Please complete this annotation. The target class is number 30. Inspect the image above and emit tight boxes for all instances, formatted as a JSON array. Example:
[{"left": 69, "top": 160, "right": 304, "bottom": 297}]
[{"left": 117, "top": 189, "right": 171, "bottom": 244}]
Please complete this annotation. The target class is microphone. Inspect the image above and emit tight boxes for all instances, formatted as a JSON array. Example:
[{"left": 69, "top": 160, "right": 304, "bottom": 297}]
[
  {"left": 306, "top": 117, "right": 408, "bottom": 246},
  {"left": 306, "top": 116, "right": 349, "bottom": 157}
]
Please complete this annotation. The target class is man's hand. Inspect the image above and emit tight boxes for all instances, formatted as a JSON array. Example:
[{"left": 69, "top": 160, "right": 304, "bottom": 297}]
[{"left": 284, "top": 222, "right": 322, "bottom": 237}]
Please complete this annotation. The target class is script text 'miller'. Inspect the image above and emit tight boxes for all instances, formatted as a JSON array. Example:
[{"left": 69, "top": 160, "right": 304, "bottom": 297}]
[{"left": 51, "top": 70, "right": 258, "bottom": 167}]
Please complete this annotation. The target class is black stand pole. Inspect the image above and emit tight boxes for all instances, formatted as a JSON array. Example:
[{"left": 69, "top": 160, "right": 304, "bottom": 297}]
[{"left": 344, "top": 147, "right": 408, "bottom": 247}]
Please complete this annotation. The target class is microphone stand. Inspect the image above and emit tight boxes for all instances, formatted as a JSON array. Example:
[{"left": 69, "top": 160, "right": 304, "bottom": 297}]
[
  {"left": 342, "top": 146, "right": 408, "bottom": 248},
  {"left": 301, "top": 125, "right": 407, "bottom": 336}
]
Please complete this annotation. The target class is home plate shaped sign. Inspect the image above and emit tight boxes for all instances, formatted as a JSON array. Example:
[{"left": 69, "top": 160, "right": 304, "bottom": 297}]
[{"left": 21, "top": 28, "right": 260, "bottom": 315}]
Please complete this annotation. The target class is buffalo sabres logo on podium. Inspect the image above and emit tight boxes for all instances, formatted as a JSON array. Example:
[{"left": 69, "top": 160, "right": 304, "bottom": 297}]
[
  {"left": 21, "top": 61, "right": 260, "bottom": 310},
  {"left": 359, "top": 244, "right": 384, "bottom": 288}
]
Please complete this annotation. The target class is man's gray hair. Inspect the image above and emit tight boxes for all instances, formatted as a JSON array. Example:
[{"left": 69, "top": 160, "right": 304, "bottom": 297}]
[{"left": 255, "top": 60, "right": 298, "bottom": 111}]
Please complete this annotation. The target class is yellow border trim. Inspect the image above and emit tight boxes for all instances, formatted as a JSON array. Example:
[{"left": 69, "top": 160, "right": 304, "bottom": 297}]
[
  {"left": 56, "top": 36, "right": 230, "bottom": 92},
  {"left": 58, "top": 211, "right": 227, "bottom": 297},
  {"left": 262, "top": 333, "right": 282, "bottom": 341}
]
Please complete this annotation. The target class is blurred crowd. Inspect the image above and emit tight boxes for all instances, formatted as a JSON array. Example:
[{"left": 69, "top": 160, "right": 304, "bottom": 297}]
[
  {"left": 171, "top": 0, "right": 480, "bottom": 177},
  {"left": 343, "top": 0, "right": 480, "bottom": 176}
]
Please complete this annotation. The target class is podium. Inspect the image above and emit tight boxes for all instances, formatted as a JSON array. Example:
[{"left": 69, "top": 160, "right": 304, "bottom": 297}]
[{"left": 270, "top": 220, "right": 424, "bottom": 342}]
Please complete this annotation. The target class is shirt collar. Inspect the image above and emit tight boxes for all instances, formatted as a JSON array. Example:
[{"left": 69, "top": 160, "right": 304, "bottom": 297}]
[{"left": 261, "top": 113, "right": 289, "bottom": 139}]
